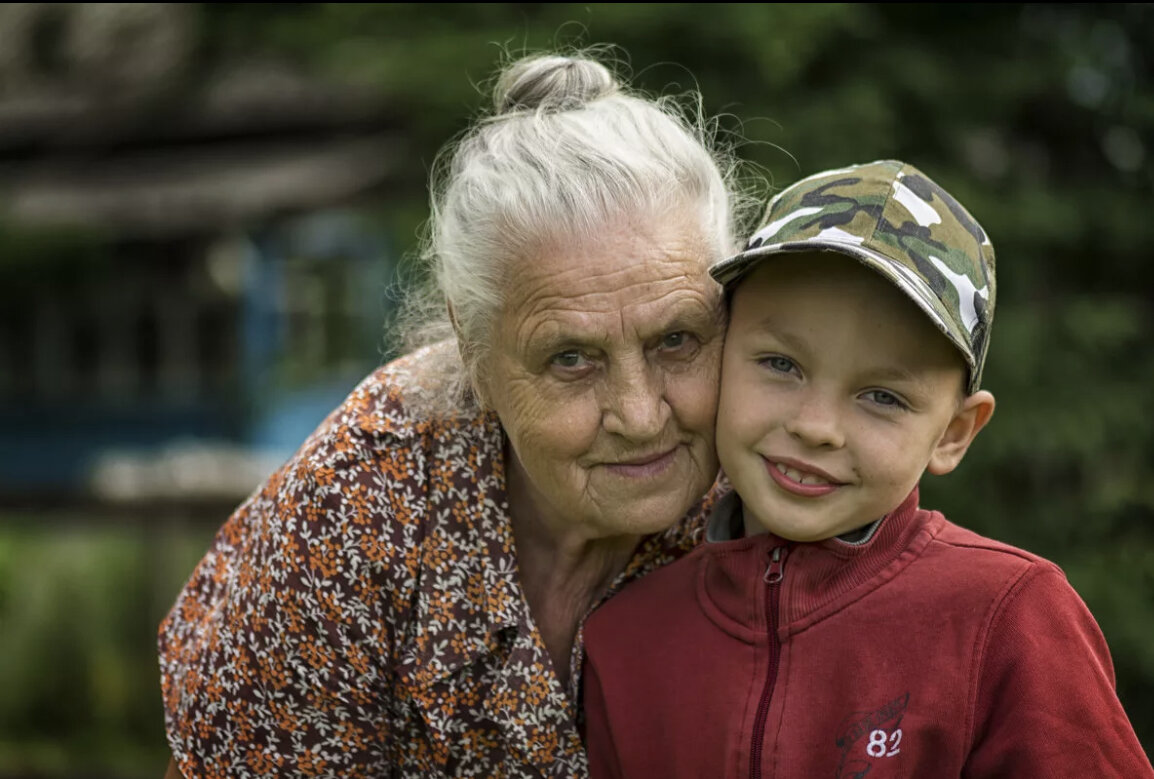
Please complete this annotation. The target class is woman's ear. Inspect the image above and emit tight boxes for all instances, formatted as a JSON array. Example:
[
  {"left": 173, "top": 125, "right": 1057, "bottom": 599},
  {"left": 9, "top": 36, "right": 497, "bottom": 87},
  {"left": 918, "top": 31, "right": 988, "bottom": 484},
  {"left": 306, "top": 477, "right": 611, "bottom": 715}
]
[
  {"left": 446, "top": 300, "right": 462, "bottom": 338},
  {"left": 448, "top": 302, "right": 492, "bottom": 409},
  {"left": 927, "top": 390, "right": 996, "bottom": 476},
  {"left": 447, "top": 301, "right": 470, "bottom": 377}
]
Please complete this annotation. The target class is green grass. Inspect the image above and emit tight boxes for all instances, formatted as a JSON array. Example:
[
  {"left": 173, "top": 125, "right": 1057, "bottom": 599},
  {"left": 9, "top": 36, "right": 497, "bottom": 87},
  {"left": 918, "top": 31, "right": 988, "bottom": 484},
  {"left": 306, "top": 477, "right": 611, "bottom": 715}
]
[{"left": 0, "top": 516, "right": 215, "bottom": 777}]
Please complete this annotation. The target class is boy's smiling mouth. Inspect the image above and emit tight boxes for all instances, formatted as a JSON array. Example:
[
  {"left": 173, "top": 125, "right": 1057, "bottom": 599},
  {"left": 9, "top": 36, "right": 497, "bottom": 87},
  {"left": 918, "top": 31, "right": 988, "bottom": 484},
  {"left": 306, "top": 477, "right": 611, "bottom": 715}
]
[{"left": 764, "top": 457, "right": 843, "bottom": 497}]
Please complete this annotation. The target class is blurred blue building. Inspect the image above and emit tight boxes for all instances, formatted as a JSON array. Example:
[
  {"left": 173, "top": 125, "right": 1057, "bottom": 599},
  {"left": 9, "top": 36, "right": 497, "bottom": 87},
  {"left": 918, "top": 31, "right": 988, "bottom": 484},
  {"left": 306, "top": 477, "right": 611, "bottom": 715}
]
[
  {"left": 1, "top": 213, "right": 398, "bottom": 504},
  {"left": 0, "top": 3, "right": 404, "bottom": 509}
]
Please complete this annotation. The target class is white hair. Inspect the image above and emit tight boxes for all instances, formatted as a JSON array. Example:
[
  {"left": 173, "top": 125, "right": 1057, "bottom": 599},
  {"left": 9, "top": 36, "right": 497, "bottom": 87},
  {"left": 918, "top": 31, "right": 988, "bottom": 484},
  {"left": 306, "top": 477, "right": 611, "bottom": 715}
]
[{"left": 398, "top": 50, "right": 753, "bottom": 416}]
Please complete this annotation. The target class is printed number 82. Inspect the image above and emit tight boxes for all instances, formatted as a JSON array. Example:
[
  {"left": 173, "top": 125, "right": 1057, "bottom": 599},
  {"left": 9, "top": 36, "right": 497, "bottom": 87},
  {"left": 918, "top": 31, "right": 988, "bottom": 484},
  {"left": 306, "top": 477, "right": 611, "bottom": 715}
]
[{"left": 866, "top": 729, "right": 902, "bottom": 758}]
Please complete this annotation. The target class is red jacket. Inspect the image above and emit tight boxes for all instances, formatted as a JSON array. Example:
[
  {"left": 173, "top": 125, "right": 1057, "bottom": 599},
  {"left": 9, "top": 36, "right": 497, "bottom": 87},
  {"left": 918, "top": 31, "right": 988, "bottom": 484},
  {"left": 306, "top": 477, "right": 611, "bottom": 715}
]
[{"left": 583, "top": 489, "right": 1153, "bottom": 778}]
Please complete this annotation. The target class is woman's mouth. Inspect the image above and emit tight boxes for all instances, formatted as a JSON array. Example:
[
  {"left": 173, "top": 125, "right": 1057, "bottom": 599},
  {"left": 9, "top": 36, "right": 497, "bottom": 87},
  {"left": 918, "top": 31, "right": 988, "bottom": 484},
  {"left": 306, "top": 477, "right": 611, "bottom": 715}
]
[{"left": 605, "top": 447, "right": 679, "bottom": 478}]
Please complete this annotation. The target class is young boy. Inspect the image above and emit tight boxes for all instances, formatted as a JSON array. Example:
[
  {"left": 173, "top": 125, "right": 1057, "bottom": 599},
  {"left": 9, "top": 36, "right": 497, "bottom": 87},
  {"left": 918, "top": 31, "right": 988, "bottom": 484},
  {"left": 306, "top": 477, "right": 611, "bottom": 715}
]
[{"left": 582, "top": 160, "right": 1154, "bottom": 778}]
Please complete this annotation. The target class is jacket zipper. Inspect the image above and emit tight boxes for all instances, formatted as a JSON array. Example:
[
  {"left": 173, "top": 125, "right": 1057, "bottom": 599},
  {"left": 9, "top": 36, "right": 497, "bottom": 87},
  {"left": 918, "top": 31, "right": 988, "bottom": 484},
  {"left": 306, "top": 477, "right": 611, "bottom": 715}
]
[{"left": 749, "top": 545, "right": 788, "bottom": 779}]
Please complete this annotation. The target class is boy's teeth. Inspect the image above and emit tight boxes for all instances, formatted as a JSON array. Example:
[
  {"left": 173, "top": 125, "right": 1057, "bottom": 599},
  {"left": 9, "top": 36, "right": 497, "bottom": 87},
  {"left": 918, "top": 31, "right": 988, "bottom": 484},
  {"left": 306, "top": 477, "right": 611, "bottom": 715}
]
[{"left": 776, "top": 462, "right": 829, "bottom": 485}]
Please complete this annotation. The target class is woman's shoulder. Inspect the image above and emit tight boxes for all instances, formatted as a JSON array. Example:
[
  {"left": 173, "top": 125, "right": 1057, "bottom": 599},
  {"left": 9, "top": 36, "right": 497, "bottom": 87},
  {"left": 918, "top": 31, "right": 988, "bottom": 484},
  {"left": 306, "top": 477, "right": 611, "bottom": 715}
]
[
  {"left": 228, "top": 341, "right": 503, "bottom": 550},
  {"left": 295, "top": 341, "right": 494, "bottom": 465},
  {"left": 334, "top": 341, "right": 477, "bottom": 436},
  {"left": 162, "top": 344, "right": 506, "bottom": 654}
]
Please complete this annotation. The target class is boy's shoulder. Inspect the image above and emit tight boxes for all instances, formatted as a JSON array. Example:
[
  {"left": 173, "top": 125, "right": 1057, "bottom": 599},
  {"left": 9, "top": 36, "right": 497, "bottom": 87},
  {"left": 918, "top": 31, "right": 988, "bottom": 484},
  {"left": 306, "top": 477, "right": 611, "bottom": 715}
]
[
  {"left": 925, "top": 511, "right": 1062, "bottom": 576},
  {"left": 911, "top": 509, "right": 1077, "bottom": 615},
  {"left": 586, "top": 502, "right": 1077, "bottom": 645}
]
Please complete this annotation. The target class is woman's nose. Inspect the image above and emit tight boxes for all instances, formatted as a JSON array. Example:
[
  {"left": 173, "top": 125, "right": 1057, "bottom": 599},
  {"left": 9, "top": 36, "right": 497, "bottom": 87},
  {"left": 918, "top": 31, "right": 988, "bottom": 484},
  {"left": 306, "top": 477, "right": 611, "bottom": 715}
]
[
  {"left": 783, "top": 391, "right": 845, "bottom": 449},
  {"left": 601, "top": 360, "right": 669, "bottom": 441}
]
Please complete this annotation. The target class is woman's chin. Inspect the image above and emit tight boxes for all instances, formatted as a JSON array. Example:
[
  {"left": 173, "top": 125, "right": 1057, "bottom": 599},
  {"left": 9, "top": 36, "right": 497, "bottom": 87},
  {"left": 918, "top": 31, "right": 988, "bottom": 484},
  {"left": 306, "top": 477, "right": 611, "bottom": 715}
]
[{"left": 586, "top": 483, "right": 710, "bottom": 537}]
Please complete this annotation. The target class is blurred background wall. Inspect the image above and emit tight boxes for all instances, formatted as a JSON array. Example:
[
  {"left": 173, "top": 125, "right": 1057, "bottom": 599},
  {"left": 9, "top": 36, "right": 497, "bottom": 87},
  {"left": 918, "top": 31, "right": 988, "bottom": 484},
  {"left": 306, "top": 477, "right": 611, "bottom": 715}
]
[{"left": 0, "top": 3, "right": 1151, "bottom": 776}]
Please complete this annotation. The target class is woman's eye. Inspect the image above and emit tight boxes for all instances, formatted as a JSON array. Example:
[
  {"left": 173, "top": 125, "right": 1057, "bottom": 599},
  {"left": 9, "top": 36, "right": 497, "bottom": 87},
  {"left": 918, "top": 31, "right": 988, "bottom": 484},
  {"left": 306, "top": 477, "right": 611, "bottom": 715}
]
[
  {"left": 654, "top": 331, "right": 701, "bottom": 362},
  {"left": 659, "top": 331, "right": 694, "bottom": 351},
  {"left": 548, "top": 350, "right": 599, "bottom": 378},
  {"left": 550, "top": 350, "right": 586, "bottom": 369}
]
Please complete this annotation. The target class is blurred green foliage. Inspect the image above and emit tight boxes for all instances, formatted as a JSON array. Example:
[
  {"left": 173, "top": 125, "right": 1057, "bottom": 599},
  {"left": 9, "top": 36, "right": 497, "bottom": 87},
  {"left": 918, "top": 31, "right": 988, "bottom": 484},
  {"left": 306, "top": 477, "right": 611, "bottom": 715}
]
[
  {"left": 0, "top": 523, "right": 214, "bottom": 775},
  {"left": 3, "top": 2, "right": 1152, "bottom": 773}
]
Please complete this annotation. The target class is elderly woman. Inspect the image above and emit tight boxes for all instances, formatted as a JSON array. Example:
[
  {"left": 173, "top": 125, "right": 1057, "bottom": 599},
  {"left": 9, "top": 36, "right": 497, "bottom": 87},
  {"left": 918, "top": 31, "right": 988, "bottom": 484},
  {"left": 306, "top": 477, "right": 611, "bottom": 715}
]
[{"left": 160, "top": 50, "right": 748, "bottom": 777}]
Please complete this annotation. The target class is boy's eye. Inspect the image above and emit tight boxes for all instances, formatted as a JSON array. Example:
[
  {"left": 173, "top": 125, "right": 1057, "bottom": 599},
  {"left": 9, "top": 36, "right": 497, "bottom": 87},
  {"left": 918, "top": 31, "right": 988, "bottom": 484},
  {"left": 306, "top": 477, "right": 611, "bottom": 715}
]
[
  {"left": 863, "top": 389, "right": 907, "bottom": 410},
  {"left": 761, "top": 355, "right": 798, "bottom": 375}
]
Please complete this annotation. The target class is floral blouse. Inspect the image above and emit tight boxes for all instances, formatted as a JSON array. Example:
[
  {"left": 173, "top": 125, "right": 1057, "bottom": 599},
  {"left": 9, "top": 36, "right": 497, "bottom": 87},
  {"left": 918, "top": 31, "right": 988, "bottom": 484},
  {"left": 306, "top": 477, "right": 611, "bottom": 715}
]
[{"left": 158, "top": 344, "right": 716, "bottom": 778}]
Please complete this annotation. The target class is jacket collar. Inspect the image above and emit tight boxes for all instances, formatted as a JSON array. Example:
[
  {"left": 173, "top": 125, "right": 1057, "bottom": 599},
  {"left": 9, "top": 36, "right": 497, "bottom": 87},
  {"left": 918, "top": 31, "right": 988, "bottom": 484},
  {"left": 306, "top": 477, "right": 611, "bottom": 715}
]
[{"left": 698, "top": 488, "right": 941, "bottom": 637}]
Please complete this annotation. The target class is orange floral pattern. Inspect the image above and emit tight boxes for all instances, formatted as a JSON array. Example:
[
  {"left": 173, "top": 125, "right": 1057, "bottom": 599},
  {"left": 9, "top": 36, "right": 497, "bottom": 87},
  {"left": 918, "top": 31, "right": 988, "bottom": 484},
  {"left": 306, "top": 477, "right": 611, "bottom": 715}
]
[{"left": 158, "top": 343, "right": 716, "bottom": 778}]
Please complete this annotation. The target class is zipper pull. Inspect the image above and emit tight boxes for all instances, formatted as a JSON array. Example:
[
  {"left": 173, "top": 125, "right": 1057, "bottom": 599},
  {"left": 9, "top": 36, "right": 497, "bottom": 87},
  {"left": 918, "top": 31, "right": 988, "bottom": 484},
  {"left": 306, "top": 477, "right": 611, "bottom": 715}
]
[{"left": 763, "top": 545, "right": 788, "bottom": 584}]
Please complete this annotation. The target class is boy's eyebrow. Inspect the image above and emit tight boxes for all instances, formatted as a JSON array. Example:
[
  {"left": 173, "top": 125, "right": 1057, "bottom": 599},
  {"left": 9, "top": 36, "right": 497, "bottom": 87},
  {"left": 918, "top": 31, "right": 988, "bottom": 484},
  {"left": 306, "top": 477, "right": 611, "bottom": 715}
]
[
  {"left": 752, "top": 316, "right": 941, "bottom": 389},
  {"left": 862, "top": 366, "right": 923, "bottom": 386},
  {"left": 748, "top": 315, "right": 811, "bottom": 354}
]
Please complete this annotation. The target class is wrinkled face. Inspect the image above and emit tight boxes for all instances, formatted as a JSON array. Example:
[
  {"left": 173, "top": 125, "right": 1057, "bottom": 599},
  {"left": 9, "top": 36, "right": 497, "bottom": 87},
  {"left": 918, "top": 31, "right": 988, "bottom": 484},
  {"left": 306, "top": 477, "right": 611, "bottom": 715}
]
[
  {"left": 717, "top": 254, "right": 972, "bottom": 541},
  {"left": 480, "top": 212, "right": 725, "bottom": 542}
]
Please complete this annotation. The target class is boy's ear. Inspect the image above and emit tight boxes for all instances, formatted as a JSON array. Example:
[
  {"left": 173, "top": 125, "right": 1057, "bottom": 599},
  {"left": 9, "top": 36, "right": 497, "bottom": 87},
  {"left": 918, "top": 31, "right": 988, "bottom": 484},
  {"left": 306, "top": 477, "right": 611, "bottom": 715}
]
[{"left": 927, "top": 390, "right": 996, "bottom": 476}]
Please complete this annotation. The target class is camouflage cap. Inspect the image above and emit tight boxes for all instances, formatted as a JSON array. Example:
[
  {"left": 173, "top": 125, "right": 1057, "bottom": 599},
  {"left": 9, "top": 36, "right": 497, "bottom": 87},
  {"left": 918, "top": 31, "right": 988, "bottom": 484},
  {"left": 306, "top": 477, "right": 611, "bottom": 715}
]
[{"left": 711, "top": 159, "right": 996, "bottom": 393}]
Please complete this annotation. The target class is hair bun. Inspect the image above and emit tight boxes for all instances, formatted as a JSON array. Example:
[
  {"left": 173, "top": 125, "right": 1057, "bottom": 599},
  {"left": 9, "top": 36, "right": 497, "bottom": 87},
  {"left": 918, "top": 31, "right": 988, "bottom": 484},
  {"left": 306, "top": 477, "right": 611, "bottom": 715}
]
[{"left": 494, "top": 54, "right": 619, "bottom": 114}]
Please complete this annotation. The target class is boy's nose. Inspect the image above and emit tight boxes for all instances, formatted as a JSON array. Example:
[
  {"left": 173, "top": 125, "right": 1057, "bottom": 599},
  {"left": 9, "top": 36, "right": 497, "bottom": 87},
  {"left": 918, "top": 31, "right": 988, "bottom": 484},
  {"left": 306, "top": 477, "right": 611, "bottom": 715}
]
[{"left": 783, "top": 393, "right": 845, "bottom": 449}]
